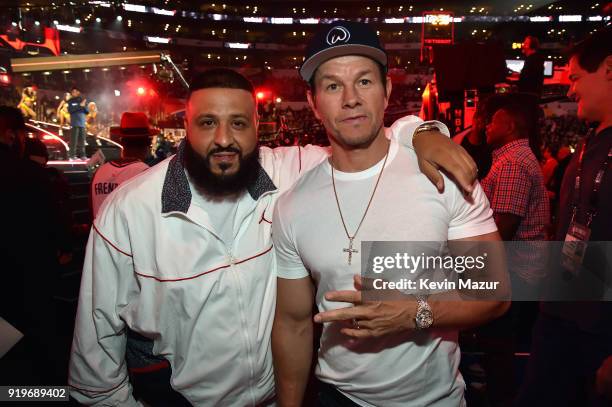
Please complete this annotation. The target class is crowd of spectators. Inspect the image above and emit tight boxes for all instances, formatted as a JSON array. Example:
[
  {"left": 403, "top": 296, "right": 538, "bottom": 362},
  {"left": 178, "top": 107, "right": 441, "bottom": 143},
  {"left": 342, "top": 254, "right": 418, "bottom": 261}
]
[
  {"left": 387, "top": 79, "right": 430, "bottom": 108},
  {"left": 257, "top": 73, "right": 430, "bottom": 105},
  {"left": 541, "top": 113, "right": 589, "bottom": 153}
]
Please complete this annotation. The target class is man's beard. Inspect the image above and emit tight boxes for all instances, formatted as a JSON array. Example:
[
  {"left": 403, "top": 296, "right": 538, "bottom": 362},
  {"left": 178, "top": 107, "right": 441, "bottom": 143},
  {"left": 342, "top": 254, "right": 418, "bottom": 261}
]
[{"left": 183, "top": 138, "right": 260, "bottom": 199}]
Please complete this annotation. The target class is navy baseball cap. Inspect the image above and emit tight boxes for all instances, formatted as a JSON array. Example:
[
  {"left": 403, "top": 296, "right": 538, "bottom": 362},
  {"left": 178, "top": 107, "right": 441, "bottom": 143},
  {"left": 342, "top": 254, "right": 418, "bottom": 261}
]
[{"left": 300, "top": 20, "right": 387, "bottom": 82}]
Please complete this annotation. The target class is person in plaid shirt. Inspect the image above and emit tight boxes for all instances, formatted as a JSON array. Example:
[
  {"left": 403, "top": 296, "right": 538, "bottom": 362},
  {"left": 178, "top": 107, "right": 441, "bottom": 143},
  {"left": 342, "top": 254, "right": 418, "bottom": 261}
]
[
  {"left": 481, "top": 97, "right": 550, "bottom": 290},
  {"left": 478, "top": 95, "right": 550, "bottom": 405},
  {"left": 481, "top": 94, "right": 549, "bottom": 295},
  {"left": 481, "top": 96, "right": 549, "bottom": 246}
]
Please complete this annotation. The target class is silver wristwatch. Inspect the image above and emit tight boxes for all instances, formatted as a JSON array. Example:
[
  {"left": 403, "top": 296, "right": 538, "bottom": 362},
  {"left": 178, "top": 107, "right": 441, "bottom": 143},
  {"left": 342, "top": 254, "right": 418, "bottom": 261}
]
[
  {"left": 414, "top": 295, "right": 434, "bottom": 330},
  {"left": 414, "top": 123, "right": 441, "bottom": 137}
]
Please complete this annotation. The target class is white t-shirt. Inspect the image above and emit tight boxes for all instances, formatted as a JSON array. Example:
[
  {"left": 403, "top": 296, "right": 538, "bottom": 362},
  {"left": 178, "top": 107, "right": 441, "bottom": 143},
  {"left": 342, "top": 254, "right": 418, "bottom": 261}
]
[
  {"left": 91, "top": 160, "right": 149, "bottom": 218},
  {"left": 273, "top": 139, "right": 497, "bottom": 407},
  {"left": 190, "top": 186, "right": 251, "bottom": 248}
]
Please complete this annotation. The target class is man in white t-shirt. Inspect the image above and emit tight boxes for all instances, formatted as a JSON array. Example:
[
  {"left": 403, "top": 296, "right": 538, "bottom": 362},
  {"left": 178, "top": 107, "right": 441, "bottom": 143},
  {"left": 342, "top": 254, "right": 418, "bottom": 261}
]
[
  {"left": 272, "top": 21, "right": 510, "bottom": 407},
  {"left": 69, "top": 67, "right": 481, "bottom": 407},
  {"left": 90, "top": 112, "right": 153, "bottom": 218}
]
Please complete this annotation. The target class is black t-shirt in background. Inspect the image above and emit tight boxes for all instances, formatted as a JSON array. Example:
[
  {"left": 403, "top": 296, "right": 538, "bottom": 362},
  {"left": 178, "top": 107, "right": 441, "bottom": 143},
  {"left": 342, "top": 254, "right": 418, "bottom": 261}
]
[
  {"left": 460, "top": 135, "right": 492, "bottom": 180},
  {"left": 542, "top": 126, "right": 612, "bottom": 335},
  {"left": 556, "top": 126, "right": 612, "bottom": 241},
  {"left": 518, "top": 52, "right": 545, "bottom": 96}
]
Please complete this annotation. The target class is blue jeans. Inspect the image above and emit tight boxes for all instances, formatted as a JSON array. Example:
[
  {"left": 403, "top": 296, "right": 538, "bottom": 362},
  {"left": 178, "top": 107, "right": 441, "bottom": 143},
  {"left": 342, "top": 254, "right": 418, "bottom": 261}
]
[{"left": 69, "top": 126, "right": 86, "bottom": 158}]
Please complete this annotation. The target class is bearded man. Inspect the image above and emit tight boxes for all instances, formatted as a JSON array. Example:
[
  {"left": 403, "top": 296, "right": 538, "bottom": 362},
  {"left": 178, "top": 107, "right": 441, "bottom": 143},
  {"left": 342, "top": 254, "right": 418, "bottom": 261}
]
[{"left": 68, "top": 68, "right": 477, "bottom": 406}]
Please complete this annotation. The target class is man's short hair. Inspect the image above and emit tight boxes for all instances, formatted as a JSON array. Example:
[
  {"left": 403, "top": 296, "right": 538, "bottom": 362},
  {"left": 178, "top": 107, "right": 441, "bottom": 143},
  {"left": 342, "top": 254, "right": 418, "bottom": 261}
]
[
  {"left": 308, "top": 59, "right": 388, "bottom": 96},
  {"left": 0, "top": 106, "right": 26, "bottom": 131},
  {"left": 567, "top": 27, "right": 612, "bottom": 73},
  {"left": 499, "top": 96, "right": 537, "bottom": 139},
  {"left": 496, "top": 93, "right": 543, "bottom": 160},
  {"left": 71, "top": 86, "right": 79, "bottom": 92},
  {"left": 476, "top": 94, "right": 511, "bottom": 124},
  {"left": 188, "top": 68, "right": 255, "bottom": 99}
]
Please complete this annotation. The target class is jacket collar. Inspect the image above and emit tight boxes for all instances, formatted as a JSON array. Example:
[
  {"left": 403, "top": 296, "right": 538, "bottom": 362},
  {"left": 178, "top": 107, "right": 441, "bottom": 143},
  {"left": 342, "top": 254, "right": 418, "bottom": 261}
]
[{"left": 161, "top": 140, "right": 276, "bottom": 214}]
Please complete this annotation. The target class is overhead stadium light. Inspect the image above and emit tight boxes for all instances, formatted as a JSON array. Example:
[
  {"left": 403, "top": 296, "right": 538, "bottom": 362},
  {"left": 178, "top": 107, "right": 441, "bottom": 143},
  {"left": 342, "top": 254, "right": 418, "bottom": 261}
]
[
  {"left": 153, "top": 8, "right": 176, "bottom": 16},
  {"left": 559, "top": 15, "right": 582, "bottom": 22},
  {"left": 226, "top": 42, "right": 250, "bottom": 49},
  {"left": 56, "top": 24, "right": 82, "bottom": 33},
  {"left": 145, "top": 36, "right": 171, "bottom": 44},
  {"left": 123, "top": 3, "right": 147, "bottom": 13},
  {"left": 529, "top": 16, "right": 552, "bottom": 22},
  {"left": 271, "top": 17, "right": 293, "bottom": 24}
]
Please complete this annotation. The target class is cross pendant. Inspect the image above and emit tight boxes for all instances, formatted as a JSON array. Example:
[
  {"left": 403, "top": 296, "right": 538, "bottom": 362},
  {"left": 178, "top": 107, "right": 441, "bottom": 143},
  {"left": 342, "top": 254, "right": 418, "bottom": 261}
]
[{"left": 343, "top": 238, "right": 359, "bottom": 265}]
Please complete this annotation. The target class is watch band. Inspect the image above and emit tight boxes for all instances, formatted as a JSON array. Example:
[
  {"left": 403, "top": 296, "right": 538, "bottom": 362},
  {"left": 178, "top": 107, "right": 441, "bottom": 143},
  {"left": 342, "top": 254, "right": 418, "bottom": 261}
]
[
  {"left": 415, "top": 295, "right": 434, "bottom": 330},
  {"left": 414, "top": 123, "right": 441, "bottom": 136}
]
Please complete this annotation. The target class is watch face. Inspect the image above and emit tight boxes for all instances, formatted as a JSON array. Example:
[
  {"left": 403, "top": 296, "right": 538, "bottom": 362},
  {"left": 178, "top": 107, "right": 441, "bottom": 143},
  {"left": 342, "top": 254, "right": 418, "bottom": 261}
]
[{"left": 416, "top": 308, "right": 434, "bottom": 328}]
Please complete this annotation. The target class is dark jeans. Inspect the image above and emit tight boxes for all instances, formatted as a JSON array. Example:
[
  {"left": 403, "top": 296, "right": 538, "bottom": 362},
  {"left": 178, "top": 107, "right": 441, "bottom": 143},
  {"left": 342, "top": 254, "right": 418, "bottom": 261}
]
[
  {"left": 69, "top": 126, "right": 86, "bottom": 158},
  {"left": 130, "top": 365, "right": 192, "bottom": 407},
  {"left": 470, "top": 301, "right": 538, "bottom": 407},
  {"left": 515, "top": 312, "right": 612, "bottom": 407},
  {"left": 317, "top": 381, "right": 360, "bottom": 407}
]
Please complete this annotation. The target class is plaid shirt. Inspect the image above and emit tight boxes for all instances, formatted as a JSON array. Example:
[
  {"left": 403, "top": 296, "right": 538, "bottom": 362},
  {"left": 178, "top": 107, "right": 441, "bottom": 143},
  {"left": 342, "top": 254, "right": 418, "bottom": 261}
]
[{"left": 481, "top": 139, "right": 549, "bottom": 241}]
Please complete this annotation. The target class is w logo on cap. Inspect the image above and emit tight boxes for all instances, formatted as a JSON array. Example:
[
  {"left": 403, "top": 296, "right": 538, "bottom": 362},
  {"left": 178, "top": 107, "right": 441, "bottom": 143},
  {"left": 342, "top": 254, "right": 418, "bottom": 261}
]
[{"left": 326, "top": 26, "right": 350, "bottom": 45}]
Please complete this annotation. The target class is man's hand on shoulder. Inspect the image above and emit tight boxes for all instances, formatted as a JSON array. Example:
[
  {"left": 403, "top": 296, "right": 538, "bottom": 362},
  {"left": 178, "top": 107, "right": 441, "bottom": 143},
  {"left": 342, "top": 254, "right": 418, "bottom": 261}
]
[{"left": 414, "top": 130, "right": 478, "bottom": 194}]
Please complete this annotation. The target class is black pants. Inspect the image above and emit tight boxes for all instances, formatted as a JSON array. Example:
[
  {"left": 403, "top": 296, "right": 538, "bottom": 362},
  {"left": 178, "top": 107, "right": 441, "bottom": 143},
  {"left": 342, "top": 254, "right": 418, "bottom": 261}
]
[
  {"left": 515, "top": 313, "right": 612, "bottom": 407},
  {"left": 130, "top": 365, "right": 192, "bottom": 407},
  {"left": 69, "top": 126, "right": 86, "bottom": 158},
  {"left": 317, "top": 381, "right": 361, "bottom": 407}
]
